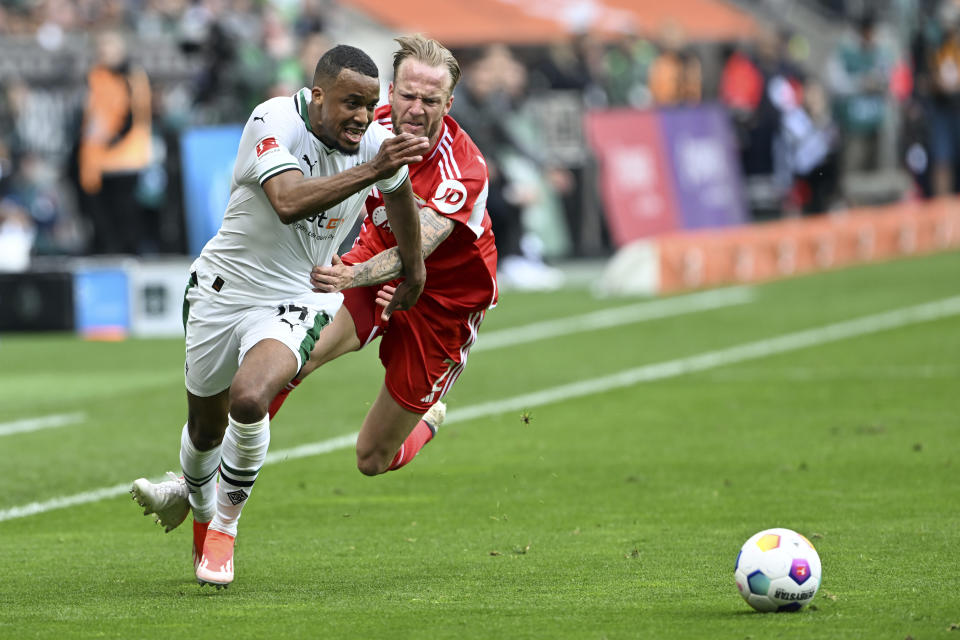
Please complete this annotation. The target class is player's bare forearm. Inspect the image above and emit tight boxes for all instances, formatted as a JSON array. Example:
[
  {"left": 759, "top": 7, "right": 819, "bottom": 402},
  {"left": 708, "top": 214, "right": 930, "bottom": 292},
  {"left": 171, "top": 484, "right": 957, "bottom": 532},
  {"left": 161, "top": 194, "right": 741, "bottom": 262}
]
[
  {"left": 311, "top": 250, "right": 401, "bottom": 293},
  {"left": 262, "top": 163, "right": 380, "bottom": 224},
  {"left": 382, "top": 181, "right": 426, "bottom": 291},
  {"left": 354, "top": 205, "right": 453, "bottom": 288},
  {"left": 420, "top": 206, "right": 455, "bottom": 254},
  {"left": 310, "top": 206, "right": 454, "bottom": 292},
  {"left": 351, "top": 250, "right": 402, "bottom": 288},
  {"left": 264, "top": 133, "right": 430, "bottom": 224}
]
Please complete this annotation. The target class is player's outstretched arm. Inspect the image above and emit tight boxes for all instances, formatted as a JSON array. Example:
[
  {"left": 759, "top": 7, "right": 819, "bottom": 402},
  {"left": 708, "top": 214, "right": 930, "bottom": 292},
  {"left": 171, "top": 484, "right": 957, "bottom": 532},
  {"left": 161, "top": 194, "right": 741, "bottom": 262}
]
[
  {"left": 380, "top": 178, "right": 426, "bottom": 316},
  {"left": 262, "top": 133, "right": 429, "bottom": 225},
  {"left": 311, "top": 206, "right": 454, "bottom": 317}
]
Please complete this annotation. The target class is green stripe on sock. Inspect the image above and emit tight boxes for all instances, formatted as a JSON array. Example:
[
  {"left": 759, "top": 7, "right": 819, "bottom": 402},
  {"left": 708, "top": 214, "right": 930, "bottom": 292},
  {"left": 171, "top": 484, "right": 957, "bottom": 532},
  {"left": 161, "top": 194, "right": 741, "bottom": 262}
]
[
  {"left": 182, "top": 467, "right": 218, "bottom": 487},
  {"left": 220, "top": 458, "right": 261, "bottom": 479}
]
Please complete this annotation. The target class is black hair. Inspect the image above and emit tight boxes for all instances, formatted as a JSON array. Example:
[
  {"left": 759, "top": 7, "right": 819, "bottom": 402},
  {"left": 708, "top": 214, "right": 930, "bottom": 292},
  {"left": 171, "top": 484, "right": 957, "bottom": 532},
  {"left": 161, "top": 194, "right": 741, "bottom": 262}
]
[
  {"left": 313, "top": 44, "right": 379, "bottom": 87},
  {"left": 858, "top": 11, "right": 877, "bottom": 34}
]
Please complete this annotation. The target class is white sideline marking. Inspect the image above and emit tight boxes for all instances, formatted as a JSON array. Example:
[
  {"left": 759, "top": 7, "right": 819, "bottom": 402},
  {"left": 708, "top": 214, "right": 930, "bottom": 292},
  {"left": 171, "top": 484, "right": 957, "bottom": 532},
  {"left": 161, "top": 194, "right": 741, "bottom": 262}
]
[
  {"left": 2, "top": 295, "right": 959, "bottom": 524},
  {"left": 448, "top": 295, "right": 960, "bottom": 423},
  {"left": 0, "top": 483, "right": 132, "bottom": 522},
  {"left": 474, "top": 286, "right": 754, "bottom": 352},
  {"left": 0, "top": 412, "right": 86, "bottom": 437},
  {"left": 0, "top": 436, "right": 364, "bottom": 522}
]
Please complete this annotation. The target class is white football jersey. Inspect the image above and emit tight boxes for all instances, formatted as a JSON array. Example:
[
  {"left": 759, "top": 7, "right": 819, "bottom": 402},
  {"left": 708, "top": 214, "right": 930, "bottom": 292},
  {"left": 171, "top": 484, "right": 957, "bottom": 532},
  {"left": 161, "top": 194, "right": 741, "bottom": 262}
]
[{"left": 190, "top": 87, "right": 407, "bottom": 306}]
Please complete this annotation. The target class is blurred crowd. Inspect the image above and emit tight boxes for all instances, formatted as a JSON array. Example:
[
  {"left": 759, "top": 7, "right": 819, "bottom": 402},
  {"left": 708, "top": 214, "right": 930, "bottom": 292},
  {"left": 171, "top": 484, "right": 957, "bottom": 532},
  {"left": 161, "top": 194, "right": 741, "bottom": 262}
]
[{"left": 1, "top": 0, "right": 959, "bottom": 285}]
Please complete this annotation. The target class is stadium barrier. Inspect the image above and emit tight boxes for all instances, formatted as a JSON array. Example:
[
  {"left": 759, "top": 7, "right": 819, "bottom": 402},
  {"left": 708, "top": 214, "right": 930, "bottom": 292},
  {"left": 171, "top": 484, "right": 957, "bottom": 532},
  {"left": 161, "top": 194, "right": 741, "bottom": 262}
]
[
  {"left": 598, "top": 198, "right": 960, "bottom": 296},
  {"left": 0, "top": 257, "right": 193, "bottom": 338},
  {"left": 0, "top": 271, "right": 75, "bottom": 332}
]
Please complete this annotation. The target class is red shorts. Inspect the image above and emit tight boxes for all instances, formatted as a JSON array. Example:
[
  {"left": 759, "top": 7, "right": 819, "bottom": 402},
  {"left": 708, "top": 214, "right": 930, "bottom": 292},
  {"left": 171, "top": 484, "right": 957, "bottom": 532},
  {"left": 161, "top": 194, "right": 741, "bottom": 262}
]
[{"left": 343, "top": 285, "right": 487, "bottom": 414}]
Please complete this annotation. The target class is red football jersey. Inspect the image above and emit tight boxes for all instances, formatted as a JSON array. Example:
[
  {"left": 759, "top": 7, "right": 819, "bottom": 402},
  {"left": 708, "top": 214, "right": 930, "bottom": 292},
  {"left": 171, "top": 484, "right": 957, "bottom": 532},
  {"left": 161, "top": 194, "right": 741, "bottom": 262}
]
[{"left": 345, "top": 105, "right": 498, "bottom": 314}]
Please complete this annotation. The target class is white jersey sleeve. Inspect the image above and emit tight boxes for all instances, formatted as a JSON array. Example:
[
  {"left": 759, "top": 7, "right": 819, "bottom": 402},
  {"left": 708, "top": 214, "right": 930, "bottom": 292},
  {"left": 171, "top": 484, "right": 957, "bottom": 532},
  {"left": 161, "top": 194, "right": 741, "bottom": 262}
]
[{"left": 235, "top": 108, "right": 304, "bottom": 186}]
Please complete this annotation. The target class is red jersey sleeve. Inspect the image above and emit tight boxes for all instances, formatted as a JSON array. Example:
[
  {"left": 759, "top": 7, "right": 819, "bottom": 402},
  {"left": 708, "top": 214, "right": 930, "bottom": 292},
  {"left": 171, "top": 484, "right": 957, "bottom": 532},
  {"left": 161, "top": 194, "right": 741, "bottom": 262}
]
[{"left": 425, "top": 172, "right": 486, "bottom": 229}]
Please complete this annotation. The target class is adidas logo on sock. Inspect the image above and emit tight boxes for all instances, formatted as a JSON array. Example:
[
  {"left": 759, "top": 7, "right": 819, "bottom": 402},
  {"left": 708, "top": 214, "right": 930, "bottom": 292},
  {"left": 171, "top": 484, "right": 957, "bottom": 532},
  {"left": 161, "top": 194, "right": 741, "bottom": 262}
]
[{"left": 226, "top": 489, "right": 249, "bottom": 505}]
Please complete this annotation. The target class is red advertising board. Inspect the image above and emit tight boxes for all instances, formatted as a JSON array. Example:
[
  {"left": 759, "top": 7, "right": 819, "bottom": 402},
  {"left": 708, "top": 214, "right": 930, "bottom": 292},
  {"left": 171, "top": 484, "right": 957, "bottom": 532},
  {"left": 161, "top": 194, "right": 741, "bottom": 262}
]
[{"left": 584, "top": 109, "right": 680, "bottom": 246}]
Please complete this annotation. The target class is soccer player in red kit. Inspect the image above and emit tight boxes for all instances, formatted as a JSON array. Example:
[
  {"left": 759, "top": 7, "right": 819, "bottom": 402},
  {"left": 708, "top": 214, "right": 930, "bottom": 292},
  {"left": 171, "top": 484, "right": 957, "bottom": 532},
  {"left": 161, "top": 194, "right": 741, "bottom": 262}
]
[{"left": 269, "top": 34, "right": 498, "bottom": 475}]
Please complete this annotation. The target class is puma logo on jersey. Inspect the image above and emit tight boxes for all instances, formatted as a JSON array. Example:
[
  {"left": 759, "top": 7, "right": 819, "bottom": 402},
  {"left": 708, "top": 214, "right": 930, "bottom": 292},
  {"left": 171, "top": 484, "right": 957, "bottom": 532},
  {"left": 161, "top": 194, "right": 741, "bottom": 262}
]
[
  {"left": 302, "top": 154, "right": 317, "bottom": 175},
  {"left": 280, "top": 318, "right": 296, "bottom": 331},
  {"left": 253, "top": 112, "right": 268, "bottom": 123}
]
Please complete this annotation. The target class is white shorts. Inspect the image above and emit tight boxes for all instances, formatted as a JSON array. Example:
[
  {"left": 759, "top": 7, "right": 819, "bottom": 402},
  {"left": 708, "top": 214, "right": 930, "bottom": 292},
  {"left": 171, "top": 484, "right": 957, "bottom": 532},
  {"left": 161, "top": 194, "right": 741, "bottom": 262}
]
[{"left": 182, "top": 274, "right": 339, "bottom": 397}]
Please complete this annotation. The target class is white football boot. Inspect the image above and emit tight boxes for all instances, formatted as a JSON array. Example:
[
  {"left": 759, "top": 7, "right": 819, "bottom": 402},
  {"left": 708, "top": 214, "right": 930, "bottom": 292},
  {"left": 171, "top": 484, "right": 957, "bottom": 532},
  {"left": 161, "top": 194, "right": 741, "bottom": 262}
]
[{"left": 130, "top": 472, "right": 190, "bottom": 533}]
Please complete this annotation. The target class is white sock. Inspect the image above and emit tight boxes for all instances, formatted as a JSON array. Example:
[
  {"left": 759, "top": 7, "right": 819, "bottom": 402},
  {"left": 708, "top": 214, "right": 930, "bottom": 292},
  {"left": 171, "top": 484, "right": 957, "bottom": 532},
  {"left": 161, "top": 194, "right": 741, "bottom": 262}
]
[
  {"left": 210, "top": 413, "right": 270, "bottom": 537},
  {"left": 180, "top": 423, "right": 220, "bottom": 523}
]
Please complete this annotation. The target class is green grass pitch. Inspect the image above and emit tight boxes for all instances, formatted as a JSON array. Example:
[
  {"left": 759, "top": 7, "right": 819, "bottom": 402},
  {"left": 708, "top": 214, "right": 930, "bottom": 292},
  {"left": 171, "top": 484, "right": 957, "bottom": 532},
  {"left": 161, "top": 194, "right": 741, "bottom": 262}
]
[{"left": 1, "top": 250, "right": 959, "bottom": 639}]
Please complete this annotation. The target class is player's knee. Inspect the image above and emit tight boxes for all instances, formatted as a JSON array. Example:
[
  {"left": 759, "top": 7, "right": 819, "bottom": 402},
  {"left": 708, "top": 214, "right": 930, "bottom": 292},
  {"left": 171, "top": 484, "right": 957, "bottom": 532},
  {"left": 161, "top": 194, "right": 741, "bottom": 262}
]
[
  {"left": 187, "top": 419, "right": 223, "bottom": 451},
  {"left": 229, "top": 390, "right": 268, "bottom": 425},
  {"left": 355, "top": 449, "right": 389, "bottom": 477}
]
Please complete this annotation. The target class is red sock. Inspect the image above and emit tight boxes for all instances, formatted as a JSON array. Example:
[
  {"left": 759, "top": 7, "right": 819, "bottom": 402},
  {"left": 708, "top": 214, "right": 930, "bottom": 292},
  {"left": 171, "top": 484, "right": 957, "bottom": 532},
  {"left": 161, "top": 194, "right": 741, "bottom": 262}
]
[
  {"left": 268, "top": 378, "right": 301, "bottom": 419},
  {"left": 387, "top": 419, "right": 436, "bottom": 471}
]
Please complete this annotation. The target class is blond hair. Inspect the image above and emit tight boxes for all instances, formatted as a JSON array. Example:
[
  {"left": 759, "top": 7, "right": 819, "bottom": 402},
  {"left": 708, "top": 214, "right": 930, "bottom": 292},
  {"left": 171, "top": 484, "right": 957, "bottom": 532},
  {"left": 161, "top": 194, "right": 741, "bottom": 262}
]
[{"left": 392, "top": 34, "right": 461, "bottom": 96}]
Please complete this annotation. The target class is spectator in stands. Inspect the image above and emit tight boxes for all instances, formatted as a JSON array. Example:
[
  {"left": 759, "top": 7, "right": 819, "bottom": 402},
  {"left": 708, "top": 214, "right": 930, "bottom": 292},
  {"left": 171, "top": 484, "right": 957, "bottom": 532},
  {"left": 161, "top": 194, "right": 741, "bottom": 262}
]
[
  {"left": 602, "top": 29, "right": 656, "bottom": 108},
  {"left": 787, "top": 79, "right": 841, "bottom": 214},
  {"left": 259, "top": 7, "right": 305, "bottom": 98},
  {"left": 6, "top": 151, "right": 71, "bottom": 254},
  {"left": 179, "top": 1, "right": 249, "bottom": 123},
  {"left": 722, "top": 30, "right": 792, "bottom": 219},
  {"left": 533, "top": 34, "right": 608, "bottom": 108},
  {"left": 902, "top": 0, "right": 949, "bottom": 199},
  {"left": 720, "top": 39, "right": 764, "bottom": 119},
  {"left": 77, "top": 30, "right": 153, "bottom": 255},
  {"left": 292, "top": 0, "right": 330, "bottom": 38},
  {"left": 452, "top": 45, "right": 565, "bottom": 290},
  {"left": 927, "top": 8, "right": 960, "bottom": 195},
  {"left": 298, "top": 32, "right": 333, "bottom": 87},
  {"left": 3, "top": 74, "right": 85, "bottom": 257},
  {"left": 0, "top": 84, "right": 18, "bottom": 197},
  {"left": 0, "top": 196, "right": 35, "bottom": 272},
  {"left": 827, "top": 12, "right": 893, "bottom": 175},
  {"left": 648, "top": 21, "right": 701, "bottom": 105}
]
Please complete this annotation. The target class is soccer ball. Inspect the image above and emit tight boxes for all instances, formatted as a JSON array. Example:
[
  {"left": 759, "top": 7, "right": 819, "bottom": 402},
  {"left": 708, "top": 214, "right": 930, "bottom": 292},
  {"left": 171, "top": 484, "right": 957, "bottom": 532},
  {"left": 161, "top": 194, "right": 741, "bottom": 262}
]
[{"left": 734, "top": 527, "right": 822, "bottom": 612}]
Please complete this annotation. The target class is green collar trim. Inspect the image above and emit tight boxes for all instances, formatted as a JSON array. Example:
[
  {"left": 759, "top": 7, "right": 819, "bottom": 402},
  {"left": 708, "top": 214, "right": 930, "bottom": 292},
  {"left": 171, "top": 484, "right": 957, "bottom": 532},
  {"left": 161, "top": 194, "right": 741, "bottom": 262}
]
[{"left": 297, "top": 88, "right": 337, "bottom": 156}]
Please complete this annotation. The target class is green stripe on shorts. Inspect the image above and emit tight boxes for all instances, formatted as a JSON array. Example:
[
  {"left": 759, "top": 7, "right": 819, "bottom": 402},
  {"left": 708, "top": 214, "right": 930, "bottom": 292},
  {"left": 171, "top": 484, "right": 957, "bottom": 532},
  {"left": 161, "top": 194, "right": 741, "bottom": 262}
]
[
  {"left": 181, "top": 277, "right": 196, "bottom": 331},
  {"left": 297, "top": 311, "right": 332, "bottom": 368}
]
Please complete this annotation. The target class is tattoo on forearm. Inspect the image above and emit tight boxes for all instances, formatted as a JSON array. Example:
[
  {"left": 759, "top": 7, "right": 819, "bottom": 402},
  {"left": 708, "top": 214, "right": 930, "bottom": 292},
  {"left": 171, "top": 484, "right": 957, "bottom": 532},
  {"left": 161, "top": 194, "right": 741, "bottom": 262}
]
[
  {"left": 421, "top": 209, "right": 455, "bottom": 255},
  {"left": 350, "top": 208, "right": 456, "bottom": 288},
  {"left": 351, "top": 249, "right": 402, "bottom": 288}
]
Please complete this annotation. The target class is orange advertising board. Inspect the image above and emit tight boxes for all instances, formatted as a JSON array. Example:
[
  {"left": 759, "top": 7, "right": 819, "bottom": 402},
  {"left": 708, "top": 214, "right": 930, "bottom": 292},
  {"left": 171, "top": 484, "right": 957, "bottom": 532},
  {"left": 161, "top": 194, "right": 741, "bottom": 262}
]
[{"left": 650, "top": 199, "right": 960, "bottom": 294}]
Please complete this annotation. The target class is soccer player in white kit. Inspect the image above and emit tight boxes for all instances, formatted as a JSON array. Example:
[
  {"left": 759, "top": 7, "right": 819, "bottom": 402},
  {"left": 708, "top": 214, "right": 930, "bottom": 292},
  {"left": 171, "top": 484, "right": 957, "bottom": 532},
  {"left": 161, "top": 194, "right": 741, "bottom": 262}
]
[{"left": 130, "top": 45, "right": 429, "bottom": 588}]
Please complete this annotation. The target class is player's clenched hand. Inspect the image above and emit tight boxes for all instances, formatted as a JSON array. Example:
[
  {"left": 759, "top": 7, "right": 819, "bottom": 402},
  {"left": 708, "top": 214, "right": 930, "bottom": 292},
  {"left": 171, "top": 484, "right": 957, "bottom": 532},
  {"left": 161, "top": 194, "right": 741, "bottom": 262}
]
[
  {"left": 310, "top": 254, "right": 354, "bottom": 293},
  {"left": 374, "top": 284, "right": 396, "bottom": 311},
  {"left": 370, "top": 133, "right": 430, "bottom": 179},
  {"left": 374, "top": 284, "right": 404, "bottom": 323},
  {"left": 371, "top": 284, "right": 416, "bottom": 322},
  {"left": 380, "top": 269, "right": 424, "bottom": 322}
]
